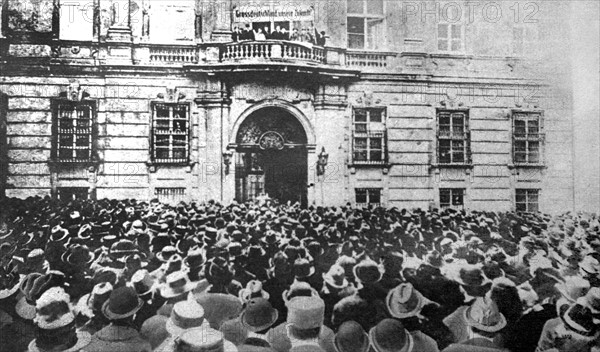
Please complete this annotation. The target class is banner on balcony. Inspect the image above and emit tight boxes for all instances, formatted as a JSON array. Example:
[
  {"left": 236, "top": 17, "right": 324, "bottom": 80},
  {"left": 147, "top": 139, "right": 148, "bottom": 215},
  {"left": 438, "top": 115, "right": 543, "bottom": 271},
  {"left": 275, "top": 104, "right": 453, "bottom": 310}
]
[{"left": 233, "top": 4, "right": 314, "bottom": 23}]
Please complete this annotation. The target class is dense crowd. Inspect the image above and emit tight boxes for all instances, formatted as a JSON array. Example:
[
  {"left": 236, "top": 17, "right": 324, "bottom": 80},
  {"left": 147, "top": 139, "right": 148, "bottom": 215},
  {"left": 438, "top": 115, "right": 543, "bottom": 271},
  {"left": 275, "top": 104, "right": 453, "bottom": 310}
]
[{"left": 1, "top": 196, "right": 600, "bottom": 352}]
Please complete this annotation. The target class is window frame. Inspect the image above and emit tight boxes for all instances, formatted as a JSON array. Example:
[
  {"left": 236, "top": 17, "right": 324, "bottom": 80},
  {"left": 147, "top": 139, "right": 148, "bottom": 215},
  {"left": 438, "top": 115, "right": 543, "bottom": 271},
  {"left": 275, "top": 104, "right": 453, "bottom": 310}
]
[
  {"left": 436, "top": 109, "right": 471, "bottom": 166},
  {"left": 439, "top": 188, "right": 465, "bottom": 209},
  {"left": 51, "top": 99, "right": 97, "bottom": 165},
  {"left": 512, "top": 110, "right": 544, "bottom": 166},
  {"left": 351, "top": 107, "right": 387, "bottom": 166},
  {"left": 355, "top": 188, "right": 382, "bottom": 207},
  {"left": 346, "top": 0, "right": 386, "bottom": 51},
  {"left": 150, "top": 102, "right": 191, "bottom": 165},
  {"left": 57, "top": 187, "right": 89, "bottom": 201},
  {"left": 437, "top": 22, "right": 466, "bottom": 53},
  {"left": 155, "top": 187, "right": 186, "bottom": 204},
  {"left": 515, "top": 188, "right": 540, "bottom": 213}
]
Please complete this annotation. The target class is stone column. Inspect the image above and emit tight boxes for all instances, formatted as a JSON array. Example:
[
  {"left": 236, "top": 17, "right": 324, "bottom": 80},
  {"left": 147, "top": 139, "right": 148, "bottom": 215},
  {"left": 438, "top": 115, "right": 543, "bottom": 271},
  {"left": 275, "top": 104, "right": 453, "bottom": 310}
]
[{"left": 195, "top": 76, "right": 232, "bottom": 203}]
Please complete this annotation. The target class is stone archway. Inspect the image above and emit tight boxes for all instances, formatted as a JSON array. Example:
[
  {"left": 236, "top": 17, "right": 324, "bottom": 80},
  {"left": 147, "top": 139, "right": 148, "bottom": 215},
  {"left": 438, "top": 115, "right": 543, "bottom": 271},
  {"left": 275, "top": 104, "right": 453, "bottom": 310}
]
[{"left": 232, "top": 105, "right": 311, "bottom": 206}]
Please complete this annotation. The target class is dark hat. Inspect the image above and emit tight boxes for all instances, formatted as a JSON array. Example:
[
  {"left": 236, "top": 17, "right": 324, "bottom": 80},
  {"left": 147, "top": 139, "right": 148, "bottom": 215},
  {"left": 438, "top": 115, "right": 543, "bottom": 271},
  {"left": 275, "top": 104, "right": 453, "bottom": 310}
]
[
  {"left": 368, "top": 319, "right": 409, "bottom": 352},
  {"left": 455, "top": 265, "right": 492, "bottom": 295},
  {"left": 240, "top": 298, "right": 279, "bottom": 332},
  {"left": 109, "top": 239, "right": 139, "bottom": 259},
  {"left": 207, "top": 257, "right": 233, "bottom": 283},
  {"left": 293, "top": 258, "right": 315, "bottom": 279},
  {"left": 562, "top": 303, "right": 598, "bottom": 337},
  {"left": 156, "top": 245, "right": 178, "bottom": 262},
  {"left": 50, "top": 226, "right": 69, "bottom": 242},
  {"left": 335, "top": 321, "right": 369, "bottom": 352},
  {"left": 61, "top": 244, "right": 95, "bottom": 265},
  {"left": 102, "top": 286, "right": 144, "bottom": 320},
  {"left": 184, "top": 247, "right": 205, "bottom": 268},
  {"left": 353, "top": 258, "right": 383, "bottom": 284}
]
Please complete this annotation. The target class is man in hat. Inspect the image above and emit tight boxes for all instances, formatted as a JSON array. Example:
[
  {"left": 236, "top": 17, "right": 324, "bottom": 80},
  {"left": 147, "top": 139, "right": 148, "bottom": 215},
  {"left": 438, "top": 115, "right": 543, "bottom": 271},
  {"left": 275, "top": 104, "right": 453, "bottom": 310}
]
[
  {"left": 268, "top": 296, "right": 334, "bottom": 352},
  {"left": 320, "top": 264, "right": 356, "bottom": 328},
  {"left": 536, "top": 302, "right": 599, "bottom": 352},
  {"left": 153, "top": 300, "right": 209, "bottom": 351},
  {"left": 333, "top": 321, "right": 369, "bottom": 352},
  {"left": 30, "top": 287, "right": 92, "bottom": 352},
  {"left": 156, "top": 271, "right": 198, "bottom": 317},
  {"left": 331, "top": 258, "right": 388, "bottom": 331},
  {"left": 86, "top": 286, "right": 152, "bottom": 351},
  {"left": 442, "top": 297, "right": 507, "bottom": 352},
  {"left": 369, "top": 318, "right": 439, "bottom": 352}
]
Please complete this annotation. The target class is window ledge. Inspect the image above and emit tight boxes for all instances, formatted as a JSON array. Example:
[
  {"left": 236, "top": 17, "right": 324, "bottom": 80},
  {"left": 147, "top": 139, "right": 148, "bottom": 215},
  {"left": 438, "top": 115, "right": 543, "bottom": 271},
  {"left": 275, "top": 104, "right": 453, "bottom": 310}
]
[
  {"left": 431, "top": 163, "right": 473, "bottom": 169},
  {"left": 146, "top": 160, "right": 195, "bottom": 173},
  {"left": 508, "top": 163, "right": 546, "bottom": 169},
  {"left": 50, "top": 160, "right": 99, "bottom": 172}
]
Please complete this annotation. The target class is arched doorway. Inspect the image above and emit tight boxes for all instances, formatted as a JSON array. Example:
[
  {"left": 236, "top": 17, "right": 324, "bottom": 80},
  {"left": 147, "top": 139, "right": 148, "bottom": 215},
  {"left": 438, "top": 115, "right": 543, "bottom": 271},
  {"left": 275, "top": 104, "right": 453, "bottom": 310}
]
[{"left": 234, "top": 107, "right": 308, "bottom": 206}]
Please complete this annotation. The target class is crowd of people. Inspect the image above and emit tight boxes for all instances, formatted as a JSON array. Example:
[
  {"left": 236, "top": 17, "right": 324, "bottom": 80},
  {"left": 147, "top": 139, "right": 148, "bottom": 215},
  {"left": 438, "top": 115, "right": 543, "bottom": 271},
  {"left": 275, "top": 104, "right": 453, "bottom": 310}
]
[
  {"left": 232, "top": 24, "right": 327, "bottom": 46},
  {"left": 1, "top": 195, "right": 600, "bottom": 352}
]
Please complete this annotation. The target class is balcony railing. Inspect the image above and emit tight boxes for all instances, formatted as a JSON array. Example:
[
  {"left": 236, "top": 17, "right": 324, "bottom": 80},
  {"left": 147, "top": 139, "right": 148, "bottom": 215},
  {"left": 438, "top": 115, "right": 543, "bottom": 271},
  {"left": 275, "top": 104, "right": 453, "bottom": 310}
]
[
  {"left": 221, "top": 40, "right": 326, "bottom": 64},
  {"left": 346, "top": 51, "right": 394, "bottom": 68},
  {"left": 149, "top": 45, "right": 198, "bottom": 65}
]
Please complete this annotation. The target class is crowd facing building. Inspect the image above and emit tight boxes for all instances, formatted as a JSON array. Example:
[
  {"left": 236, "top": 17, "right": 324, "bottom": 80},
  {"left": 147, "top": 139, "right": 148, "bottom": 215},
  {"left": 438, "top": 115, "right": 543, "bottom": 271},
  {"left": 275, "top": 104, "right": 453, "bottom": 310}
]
[
  {"left": 0, "top": 196, "right": 600, "bottom": 352},
  {"left": 0, "top": 0, "right": 581, "bottom": 214}
]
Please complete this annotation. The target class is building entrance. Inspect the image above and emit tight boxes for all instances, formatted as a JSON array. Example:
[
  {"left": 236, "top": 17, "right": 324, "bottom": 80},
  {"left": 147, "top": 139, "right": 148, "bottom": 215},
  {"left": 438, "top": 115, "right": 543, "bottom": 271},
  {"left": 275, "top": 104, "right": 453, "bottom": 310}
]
[{"left": 234, "top": 107, "right": 308, "bottom": 206}]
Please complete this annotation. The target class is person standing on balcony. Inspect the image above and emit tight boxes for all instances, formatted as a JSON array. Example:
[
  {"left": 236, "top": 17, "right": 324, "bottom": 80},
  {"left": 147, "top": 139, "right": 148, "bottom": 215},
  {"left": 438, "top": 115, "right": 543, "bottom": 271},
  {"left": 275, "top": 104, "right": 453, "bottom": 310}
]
[
  {"left": 264, "top": 26, "right": 272, "bottom": 40},
  {"left": 281, "top": 28, "right": 290, "bottom": 41},
  {"left": 255, "top": 28, "right": 266, "bottom": 41},
  {"left": 272, "top": 26, "right": 282, "bottom": 40},
  {"left": 242, "top": 24, "right": 255, "bottom": 41},
  {"left": 300, "top": 28, "right": 313, "bottom": 44},
  {"left": 315, "top": 30, "right": 327, "bottom": 46},
  {"left": 290, "top": 28, "right": 301, "bottom": 42},
  {"left": 231, "top": 27, "right": 241, "bottom": 42}
]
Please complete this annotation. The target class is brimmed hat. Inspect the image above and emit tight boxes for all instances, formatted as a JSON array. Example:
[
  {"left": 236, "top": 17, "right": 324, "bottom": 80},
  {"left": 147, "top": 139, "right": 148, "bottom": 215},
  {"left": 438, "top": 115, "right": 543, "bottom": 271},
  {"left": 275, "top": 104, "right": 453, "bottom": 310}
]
[
  {"left": 353, "top": 258, "right": 383, "bottom": 284},
  {"left": 75, "top": 282, "right": 113, "bottom": 318},
  {"left": 556, "top": 276, "right": 591, "bottom": 303},
  {"left": 206, "top": 257, "right": 234, "bottom": 284},
  {"left": 368, "top": 319, "right": 411, "bottom": 352},
  {"left": 386, "top": 283, "right": 430, "bottom": 319},
  {"left": 286, "top": 296, "right": 324, "bottom": 330},
  {"left": 293, "top": 258, "right": 315, "bottom": 279},
  {"left": 102, "top": 286, "right": 144, "bottom": 320},
  {"left": 282, "top": 280, "right": 320, "bottom": 305},
  {"left": 17, "top": 272, "right": 65, "bottom": 320},
  {"left": 28, "top": 331, "right": 91, "bottom": 352},
  {"left": 184, "top": 246, "right": 205, "bottom": 268},
  {"left": 61, "top": 244, "right": 95, "bottom": 265},
  {"left": 156, "top": 246, "right": 178, "bottom": 262},
  {"left": 239, "top": 280, "right": 270, "bottom": 303},
  {"left": 455, "top": 265, "right": 492, "bottom": 293},
  {"left": 50, "top": 226, "right": 69, "bottom": 242},
  {"left": 334, "top": 321, "right": 369, "bottom": 352},
  {"left": 166, "top": 300, "right": 207, "bottom": 337},
  {"left": 34, "top": 287, "right": 75, "bottom": 330},
  {"left": 175, "top": 327, "right": 238, "bottom": 352},
  {"left": 561, "top": 303, "right": 598, "bottom": 337},
  {"left": 464, "top": 296, "right": 507, "bottom": 333},
  {"left": 0, "top": 268, "right": 23, "bottom": 300},
  {"left": 323, "top": 264, "right": 349, "bottom": 290},
  {"left": 160, "top": 271, "right": 198, "bottom": 299},
  {"left": 240, "top": 297, "right": 279, "bottom": 332},
  {"left": 109, "top": 239, "right": 139, "bottom": 259},
  {"left": 129, "top": 269, "right": 156, "bottom": 296}
]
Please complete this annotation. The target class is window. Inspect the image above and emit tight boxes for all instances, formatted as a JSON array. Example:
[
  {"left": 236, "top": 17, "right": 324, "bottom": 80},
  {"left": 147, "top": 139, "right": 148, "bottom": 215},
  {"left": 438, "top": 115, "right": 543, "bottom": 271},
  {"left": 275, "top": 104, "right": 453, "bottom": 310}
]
[
  {"left": 437, "top": 110, "right": 471, "bottom": 165},
  {"left": 149, "top": 2, "right": 196, "bottom": 43},
  {"left": 347, "top": 0, "right": 385, "bottom": 50},
  {"left": 516, "top": 189, "right": 539, "bottom": 212},
  {"left": 52, "top": 100, "right": 95, "bottom": 163},
  {"left": 512, "top": 26, "right": 538, "bottom": 56},
  {"left": 352, "top": 107, "right": 386, "bottom": 165},
  {"left": 156, "top": 188, "right": 186, "bottom": 204},
  {"left": 151, "top": 103, "right": 190, "bottom": 164},
  {"left": 437, "top": 23, "right": 464, "bottom": 52},
  {"left": 440, "top": 188, "right": 465, "bottom": 209},
  {"left": 58, "top": 187, "right": 89, "bottom": 201},
  {"left": 513, "top": 111, "right": 543, "bottom": 165},
  {"left": 355, "top": 188, "right": 381, "bottom": 207}
]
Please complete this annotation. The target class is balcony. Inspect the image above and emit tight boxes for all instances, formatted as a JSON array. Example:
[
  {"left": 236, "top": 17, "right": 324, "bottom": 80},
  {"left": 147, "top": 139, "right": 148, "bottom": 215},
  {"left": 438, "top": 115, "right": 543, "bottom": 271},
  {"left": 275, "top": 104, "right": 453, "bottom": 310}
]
[{"left": 220, "top": 40, "right": 325, "bottom": 64}]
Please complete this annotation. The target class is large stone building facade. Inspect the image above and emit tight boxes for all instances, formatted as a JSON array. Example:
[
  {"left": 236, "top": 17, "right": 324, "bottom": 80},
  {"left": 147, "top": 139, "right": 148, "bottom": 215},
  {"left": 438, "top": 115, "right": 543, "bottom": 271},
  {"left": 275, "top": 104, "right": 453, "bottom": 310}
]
[{"left": 0, "top": 0, "right": 576, "bottom": 213}]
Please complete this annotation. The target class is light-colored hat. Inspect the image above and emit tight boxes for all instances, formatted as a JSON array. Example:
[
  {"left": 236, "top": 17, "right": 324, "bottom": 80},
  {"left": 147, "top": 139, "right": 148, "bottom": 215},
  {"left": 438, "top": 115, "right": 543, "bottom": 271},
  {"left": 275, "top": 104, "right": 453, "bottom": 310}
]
[
  {"left": 129, "top": 269, "right": 156, "bottom": 296},
  {"left": 239, "top": 280, "right": 270, "bottom": 304},
  {"left": 286, "top": 296, "right": 325, "bottom": 330},
  {"left": 166, "top": 300, "right": 207, "bottom": 337},
  {"left": 555, "top": 276, "right": 591, "bottom": 303},
  {"left": 174, "top": 327, "right": 238, "bottom": 352},
  {"left": 463, "top": 296, "right": 507, "bottom": 333},
  {"left": 160, "top": 271, "right": 198, "bottom": 299},
  {"left": 34, "top": 287, "right": 75, "bottom": 330},
  {"left": 386, "top": 283, "right": 430, "bottom": 319},
  {"left": 323, "top": 264, "right": 349, "bottom": 290}
]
